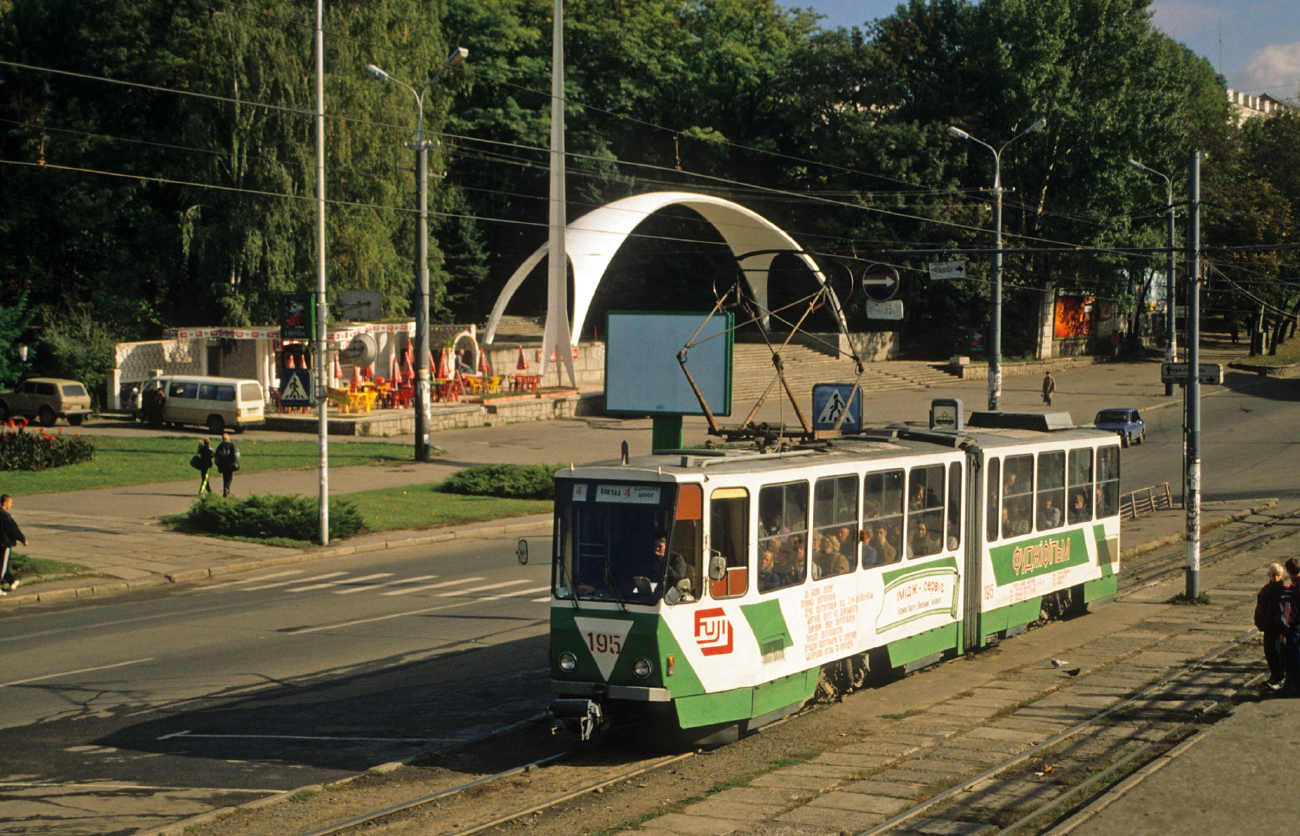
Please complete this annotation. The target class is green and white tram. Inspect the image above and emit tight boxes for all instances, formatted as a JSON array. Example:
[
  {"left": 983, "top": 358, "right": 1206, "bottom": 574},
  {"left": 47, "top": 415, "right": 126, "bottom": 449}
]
[{"left": 547, "top": 414, "right": 1122, "bottom": 742}]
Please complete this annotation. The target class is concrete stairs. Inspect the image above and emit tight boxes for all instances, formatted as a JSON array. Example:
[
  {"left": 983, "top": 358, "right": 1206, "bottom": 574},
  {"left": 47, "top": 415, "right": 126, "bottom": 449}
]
[{"left": 729, "top": 344, "right": 952, "bottom": 409}]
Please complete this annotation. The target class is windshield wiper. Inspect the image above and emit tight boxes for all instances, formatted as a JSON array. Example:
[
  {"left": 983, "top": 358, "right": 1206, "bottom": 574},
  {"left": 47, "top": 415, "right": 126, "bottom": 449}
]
[{"left": 602, "top": 558, "right": 628, "bottom": 613}]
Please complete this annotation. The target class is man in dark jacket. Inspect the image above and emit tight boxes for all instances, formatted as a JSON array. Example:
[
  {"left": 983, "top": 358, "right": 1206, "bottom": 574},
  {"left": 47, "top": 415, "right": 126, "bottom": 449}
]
[
  {"left": 0, "top": 494, "right": 29, "bottom": 594},
  {"left": 213, "top": 433, "right": 240, "bottom": 497},
  {"left": 1255, "top": 563, "right": 1287, "bottom": 689}
]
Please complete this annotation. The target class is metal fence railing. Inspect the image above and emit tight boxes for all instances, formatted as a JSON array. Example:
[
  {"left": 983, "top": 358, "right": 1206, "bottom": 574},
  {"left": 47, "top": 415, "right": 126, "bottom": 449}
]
[{"left": 1120, "top": 482, "right": 1173, "bottom": 520}]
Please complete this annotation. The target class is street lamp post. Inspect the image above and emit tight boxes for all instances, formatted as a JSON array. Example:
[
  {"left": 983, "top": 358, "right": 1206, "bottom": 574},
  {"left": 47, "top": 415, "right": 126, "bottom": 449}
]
[
  {"left": 1129, "top": 159, "right": 1178, "bottom": 396},
  {"left": 948, "top": 118, "right": 1046, "bottom": 411},
  {"left": 367, "top": 47, "right": 468, "bottom": 463}
]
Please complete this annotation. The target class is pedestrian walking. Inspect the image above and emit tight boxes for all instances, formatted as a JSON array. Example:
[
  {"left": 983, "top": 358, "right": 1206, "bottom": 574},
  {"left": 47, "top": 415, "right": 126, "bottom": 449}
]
[
  {"left": 0, "top": 493, "right": 28, "bottom": 595},
  {"left": 213, "top": 432, "right": 241, "bottom": 497},
  {"left": 193, "top": 438, "right": 215, "bottom": 495},
  {"left": 1280, "top": 558, "right": 1300, "bottom": 696},
  {"left": 1255, "top": 563, "right": 1287, "bottom": 689},
  {"left": 1042, "top": 371, "right": 1056, "bottom": 406}
]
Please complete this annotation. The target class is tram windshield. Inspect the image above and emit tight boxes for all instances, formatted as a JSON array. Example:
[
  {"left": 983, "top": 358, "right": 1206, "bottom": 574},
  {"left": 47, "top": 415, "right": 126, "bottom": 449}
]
[{"left": 553, "top": 480, "right": 701, "bottom": 605}]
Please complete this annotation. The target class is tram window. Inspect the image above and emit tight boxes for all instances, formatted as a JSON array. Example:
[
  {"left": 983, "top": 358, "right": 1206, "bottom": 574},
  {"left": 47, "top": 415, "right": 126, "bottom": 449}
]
[
  {"left": 986, "top": 458, "right": 1000, "bottom": 542},
  {"left": 758, "top": 482, "right": 809, "bottom": 590},
  {"left": 1096, "top": 446, "right": 1120, "bottom": 517},
  {"left": 907, "top": 465, "right": 944, "bottom": 558},
  {"left": 1068, "top": 449, "right": 1094, "bottom": 523},
  {"left": 1036, "top": 451, "right": 1066, "bottom": 531},
  {"left": 553, "top": 483, "right": 673, "bottom": 603},
  {"left": 709, "top": 488, "right": 749, "bottom": 598},
  {"left": 863, "top": 469, "right": 904, "bottom": 567},
  {"left": 1002, "top": 455, "right": 1034, "bottom": 538},
  {"left": 813, "top": 475, "right": 857, "bottom": 579},
  {"left": 665, "top": 484, "right": 703, "bottom": 605},
  {"left": 947, "top": 462, "right": 962, "bottom": 550}
]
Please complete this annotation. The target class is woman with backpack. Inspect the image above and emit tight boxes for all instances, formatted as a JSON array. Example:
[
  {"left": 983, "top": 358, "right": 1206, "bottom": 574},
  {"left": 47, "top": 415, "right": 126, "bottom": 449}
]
[
  {"left": 213, "top": 432, "right": 241, "bottom": 497},
  {"left": 193, "top": 438, "right": 215, "bottom": 495}
]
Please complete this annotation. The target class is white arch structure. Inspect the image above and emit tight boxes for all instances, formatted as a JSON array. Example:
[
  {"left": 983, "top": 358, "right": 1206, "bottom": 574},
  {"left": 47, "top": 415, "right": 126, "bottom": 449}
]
[{"left": 484, "top": 191, "right": 846, "bottom": 346}]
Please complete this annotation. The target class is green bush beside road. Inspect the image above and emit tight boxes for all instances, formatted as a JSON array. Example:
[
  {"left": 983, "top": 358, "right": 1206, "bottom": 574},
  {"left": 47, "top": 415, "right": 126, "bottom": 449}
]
[
  {"left": 438, "top": 463, "right": 560, "bottom": 500},
  {"left": 181, "top": 493, "right": 365, "bottom": 543}
]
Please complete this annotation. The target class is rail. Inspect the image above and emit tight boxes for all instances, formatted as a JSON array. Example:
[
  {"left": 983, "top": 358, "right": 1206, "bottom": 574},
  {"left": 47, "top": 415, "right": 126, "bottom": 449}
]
[{"left": 1120, "top": 481, "right": 1173, "bottom": 519}]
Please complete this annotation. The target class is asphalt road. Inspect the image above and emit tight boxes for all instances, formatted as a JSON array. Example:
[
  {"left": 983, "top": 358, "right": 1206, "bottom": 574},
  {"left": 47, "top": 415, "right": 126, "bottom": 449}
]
[
  {"left": 1, "top": 368, "right": 1296, "bottom": 834},
  {"left": 0, "top": 532, "right": 553, "bottom": 835}
]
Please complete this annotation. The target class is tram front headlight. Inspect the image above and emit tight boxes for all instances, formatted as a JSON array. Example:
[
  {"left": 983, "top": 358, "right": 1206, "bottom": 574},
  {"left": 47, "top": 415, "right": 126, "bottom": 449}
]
[
  {"left": 632, "top": 657, "right": 653, "bottom": 679},
  {"left": 558, "top": 652, "right": 578, "bottom": 673}
]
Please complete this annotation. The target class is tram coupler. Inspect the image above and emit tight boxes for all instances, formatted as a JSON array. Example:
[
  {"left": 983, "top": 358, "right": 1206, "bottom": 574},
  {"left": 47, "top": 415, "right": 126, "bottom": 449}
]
[{"left": 547, "top": 698, "right": 603, "bottom": 740}]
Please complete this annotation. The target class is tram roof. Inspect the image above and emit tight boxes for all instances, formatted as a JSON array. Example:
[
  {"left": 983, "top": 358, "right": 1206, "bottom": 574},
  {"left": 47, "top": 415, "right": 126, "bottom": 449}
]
[{"left": 561, "top": 422, "right": 1114, "bottom": 482}]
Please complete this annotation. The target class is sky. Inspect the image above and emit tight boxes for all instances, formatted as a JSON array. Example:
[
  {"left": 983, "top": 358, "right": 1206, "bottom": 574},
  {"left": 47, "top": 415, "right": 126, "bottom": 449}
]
[{"left": 798, "top": 0, "right": 1300, "bottom": 101}]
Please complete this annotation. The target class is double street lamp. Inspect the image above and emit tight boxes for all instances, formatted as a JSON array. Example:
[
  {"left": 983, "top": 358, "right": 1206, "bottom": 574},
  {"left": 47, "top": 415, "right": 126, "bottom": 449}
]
[
  {"left": 366, "top": 46, "right": 468, "bottom": 463},
  {"left": 948, "top": 118, "right": 1046, "bottom": 411},
  {"left": 1128, "top": 158, "right": 1179, "bottom": 396}
]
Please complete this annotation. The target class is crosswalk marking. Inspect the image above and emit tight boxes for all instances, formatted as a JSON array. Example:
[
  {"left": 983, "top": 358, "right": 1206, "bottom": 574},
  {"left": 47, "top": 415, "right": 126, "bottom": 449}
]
[
  {"left": 288, "top": 572, "right": 388, "bottom": 593},
  {"left": 382, "top": 577, "right": 483, "bottom": 597},
  {"left": 334, "top": 574, "right": 438, "bottom": 595},
  {"left": 205, "top": 569, "right": 304, "bottom": 590},
  {"left": 437, "top": 580, "right": 530, "bottom": 597},
  {"left": 323, "top": 573, "right": 395, "bottom": 594},
  {"left": 247, "top": 571, "right": 347, "bottom": 591},
  {"left": 481, "top": 585, "right": 552, "bottom": 601}
]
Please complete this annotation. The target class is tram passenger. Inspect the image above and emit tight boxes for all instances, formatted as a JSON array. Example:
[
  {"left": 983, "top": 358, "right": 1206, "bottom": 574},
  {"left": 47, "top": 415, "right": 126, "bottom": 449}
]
[
  {"left": 776, "top": 537, "right": 807, "bottom": 586},
  {"left": 1069, "top": 491, "right": 1091, "bottom": 523},
  {"left": 872, "top": 524, "right": 897, "bottom": 565},
  {"left": 908, "top": 521, "right": 939, "bottom": 558},
  {"left": 813, "top": 535, "right": 850, "bottom": 579},
  {"left": 757, "top": 549, "right": 781, "bottom": 592},
  {"left": 1039, "top": 495, "right": 1062, "bottom": 528},
  {"left": 909, "top": 485, "right": 926, "bottom": 512},
  {"left": 861, "top": 536, "right": 879, "bottom": 568}
]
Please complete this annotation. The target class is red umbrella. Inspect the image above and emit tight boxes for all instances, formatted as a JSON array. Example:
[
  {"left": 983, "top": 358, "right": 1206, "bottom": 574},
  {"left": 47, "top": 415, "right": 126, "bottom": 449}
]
[
  {"left": 402, "top": 353, "right": 414, "bottom": 385},
  {"left": 363, "top": 364, "right": 374, "bottom": 381},
  {"left": 437, "top": 348, "right": 453, "bottom": 379},
  {"left": 389, "top": 352, "right": 402, "bottom": 387},
  {"left": 516, "top": 346, "right": 529, "bottom": 371},
  {"left": 478, "top": 351, "right": 492, "bottom": 375},
  {"left": 332, "top": 353, "right": 343, "bottom": 382},
  {"left": 350, "top": 364, "right": 362, "bottom": 390}
]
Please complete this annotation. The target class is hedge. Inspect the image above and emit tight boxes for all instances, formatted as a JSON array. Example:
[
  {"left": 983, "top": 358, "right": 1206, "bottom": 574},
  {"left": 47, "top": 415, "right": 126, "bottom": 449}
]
[
  {"left": 438, "top": 463, "right": 560, "bottom": 500},
  {"left": 184, "top": 493, "right": 363, "bottom": 542}
]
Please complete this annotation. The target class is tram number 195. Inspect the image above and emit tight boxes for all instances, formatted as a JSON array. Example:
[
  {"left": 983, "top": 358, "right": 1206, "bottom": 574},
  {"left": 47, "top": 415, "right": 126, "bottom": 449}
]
[{"left": 585, "top": 632, "right": 622, "bottom": 654}]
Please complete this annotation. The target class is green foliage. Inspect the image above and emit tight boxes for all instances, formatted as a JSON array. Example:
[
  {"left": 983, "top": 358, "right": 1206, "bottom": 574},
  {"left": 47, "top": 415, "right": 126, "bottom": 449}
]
[
  {"left": 0, "top": 426, "right": 95, "bottom": 471},
  {"left": 35, "top": 305, "right": 119, "bottom": 408},
  {"left": 0, "top": 293, "right": 34, "bottom": 390},
  {"left": 184, "top": 493, "right": 363, "bottom": 542},
  {"left": 438, "top": 463, "right": 559, "bottom": 500}
]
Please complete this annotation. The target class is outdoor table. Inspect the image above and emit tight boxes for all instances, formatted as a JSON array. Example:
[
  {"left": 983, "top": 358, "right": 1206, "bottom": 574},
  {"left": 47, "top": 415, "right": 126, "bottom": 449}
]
[{"left": 512, "top": 373, "right": 542, "bottom": 393}]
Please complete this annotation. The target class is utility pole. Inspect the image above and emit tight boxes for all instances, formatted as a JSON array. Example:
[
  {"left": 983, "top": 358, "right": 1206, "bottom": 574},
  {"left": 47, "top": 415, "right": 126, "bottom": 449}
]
[
  {"left": 313, "top": 0, "right": 329, "bottom": 544},
  {"left": 1185, "top": 150, "right": 1202, "bottom": 599}
]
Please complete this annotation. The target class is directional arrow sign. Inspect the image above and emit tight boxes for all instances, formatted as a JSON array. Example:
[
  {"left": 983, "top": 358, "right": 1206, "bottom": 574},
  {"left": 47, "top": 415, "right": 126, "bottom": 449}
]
[
  {"left": 1160, "top": 363, "right": 1223, "bottom": 385},
  {"left": 862, "top": 263, "right": 900, "bottom": 302},
  {"left": 928, "top": 260, "right": 967, "bottom": 281}
]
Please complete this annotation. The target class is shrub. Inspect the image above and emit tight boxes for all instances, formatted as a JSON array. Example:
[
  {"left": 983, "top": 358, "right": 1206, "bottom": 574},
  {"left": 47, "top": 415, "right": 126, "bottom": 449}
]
[
  {"left": 0, "top": 426, "right": 96, "bottom": 471},
  {"left": 438, "top": 463, "right": 560, "bottom": 500},
  {"left": 185, "top": 493, "right": 364, "bottom": 542}
]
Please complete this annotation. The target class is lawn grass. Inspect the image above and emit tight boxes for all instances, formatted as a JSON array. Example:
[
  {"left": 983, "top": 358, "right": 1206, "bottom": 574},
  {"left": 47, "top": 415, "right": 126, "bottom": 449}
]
[
  {"left": 9, "top": 553, "right": 96, "bottom": 585},
  {"left": 0, "top": 434, "right": 432, "bottom": 494},
  {"left": 1237, "top": 333, "right": 1300, "bottom": 367},
  {"left": 340, "top": 484, "right": 551, "bottom": 533}
]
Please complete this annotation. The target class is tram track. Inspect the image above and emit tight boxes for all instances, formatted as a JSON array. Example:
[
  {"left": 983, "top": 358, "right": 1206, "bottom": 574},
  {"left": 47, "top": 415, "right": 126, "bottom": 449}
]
[{"left": 1117, "top": 500, "right": 1299, "bottom": 598}]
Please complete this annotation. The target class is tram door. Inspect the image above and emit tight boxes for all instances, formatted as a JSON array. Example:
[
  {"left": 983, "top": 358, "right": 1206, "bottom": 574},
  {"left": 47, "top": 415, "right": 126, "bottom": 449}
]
[{"left": 960, "top": 451, "right": 986, "bottom": 651}]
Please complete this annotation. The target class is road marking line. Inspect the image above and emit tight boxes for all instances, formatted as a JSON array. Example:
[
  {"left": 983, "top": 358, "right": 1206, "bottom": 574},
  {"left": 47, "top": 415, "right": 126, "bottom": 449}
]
[
  {"left": 248, "top": 571, "right": 348, "bottom": 591},
  {"left": 531, "top": 596, "right": 551, "bottom": 603},
  {"left": 382, "top": 577, "right": 483, "bottom": 596},
  {"left": 288, "top": 572, "right": 384, "bottom": 593},
  {"left": 481, "top": 585, "right": 552, "bottom": 600},
  {"left": 2, "top": 658, "right": 155, "bottom": 688},
  {"left": 328, "top": 573, "right": 395, "bottom": 594},
  {"left": 287, "top": 599, "right": 477, "bottom": 633},
  {"left": 206, "top": 569, "right": 304, "bottom": 590},
  {"left": 336, "top": 574, "right": 438, "bottom": 594},
  {"left": 437, "top": 580, "right": 530, "bottom": 597}
]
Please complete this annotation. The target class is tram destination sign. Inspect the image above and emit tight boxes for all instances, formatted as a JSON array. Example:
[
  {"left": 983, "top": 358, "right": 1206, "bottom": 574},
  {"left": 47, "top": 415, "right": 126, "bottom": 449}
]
[{"left": 1160, "top": 362, "right": 1223, "bottom": 385}]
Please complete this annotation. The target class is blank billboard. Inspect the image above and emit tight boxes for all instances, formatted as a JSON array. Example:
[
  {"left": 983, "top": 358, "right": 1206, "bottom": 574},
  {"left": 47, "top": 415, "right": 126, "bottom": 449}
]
[{"left": 604, "top": 311, "right": 732, "bottom": 416}]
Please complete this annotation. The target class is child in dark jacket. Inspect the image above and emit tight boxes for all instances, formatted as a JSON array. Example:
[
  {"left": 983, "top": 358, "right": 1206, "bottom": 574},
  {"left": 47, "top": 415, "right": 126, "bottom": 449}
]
[{"left": 1255, "top": 563, "right": 1287, "bottom": 688}]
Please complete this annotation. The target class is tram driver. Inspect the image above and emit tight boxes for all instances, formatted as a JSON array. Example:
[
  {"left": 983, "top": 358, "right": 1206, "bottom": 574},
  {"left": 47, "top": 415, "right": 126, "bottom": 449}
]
[{"left": 631, "top": 537, "right": 693, "bottom": 603}]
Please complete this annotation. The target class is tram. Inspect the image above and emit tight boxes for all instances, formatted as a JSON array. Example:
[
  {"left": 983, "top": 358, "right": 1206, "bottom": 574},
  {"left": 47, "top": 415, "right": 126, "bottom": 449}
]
[{"left": 546, "top": 412, "right": 1122, "bottom": 742}]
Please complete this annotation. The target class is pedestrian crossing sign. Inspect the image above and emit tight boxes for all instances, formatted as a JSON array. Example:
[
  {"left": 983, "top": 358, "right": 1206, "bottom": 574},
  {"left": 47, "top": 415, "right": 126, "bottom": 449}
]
[
  {"left": 280, "top": 370, "right": 314, "bottom": 407},
  {"left": 811, "top": 384, "right": 862, "bottom": 432}
]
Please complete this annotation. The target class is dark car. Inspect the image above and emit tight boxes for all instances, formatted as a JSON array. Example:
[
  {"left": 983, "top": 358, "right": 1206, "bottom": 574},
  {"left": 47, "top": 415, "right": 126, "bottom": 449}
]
[{"left": 1094, "top": 408, "right": 1145, "bottom": 447}]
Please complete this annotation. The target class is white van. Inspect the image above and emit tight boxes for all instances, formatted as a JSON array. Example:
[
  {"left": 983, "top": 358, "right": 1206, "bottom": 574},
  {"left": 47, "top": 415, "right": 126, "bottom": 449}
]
[{"left": 135, "top": 376, "right": 265, "bottom": 434}]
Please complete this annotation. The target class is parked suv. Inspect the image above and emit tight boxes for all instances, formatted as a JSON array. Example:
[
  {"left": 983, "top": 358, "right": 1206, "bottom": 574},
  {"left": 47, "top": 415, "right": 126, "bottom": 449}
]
[
  {"left": 0, "top": 378, "right": 92, "bottom": 427},
  {"left": 1093, "top": 408, "right": 1145, "bottom": 447}
]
